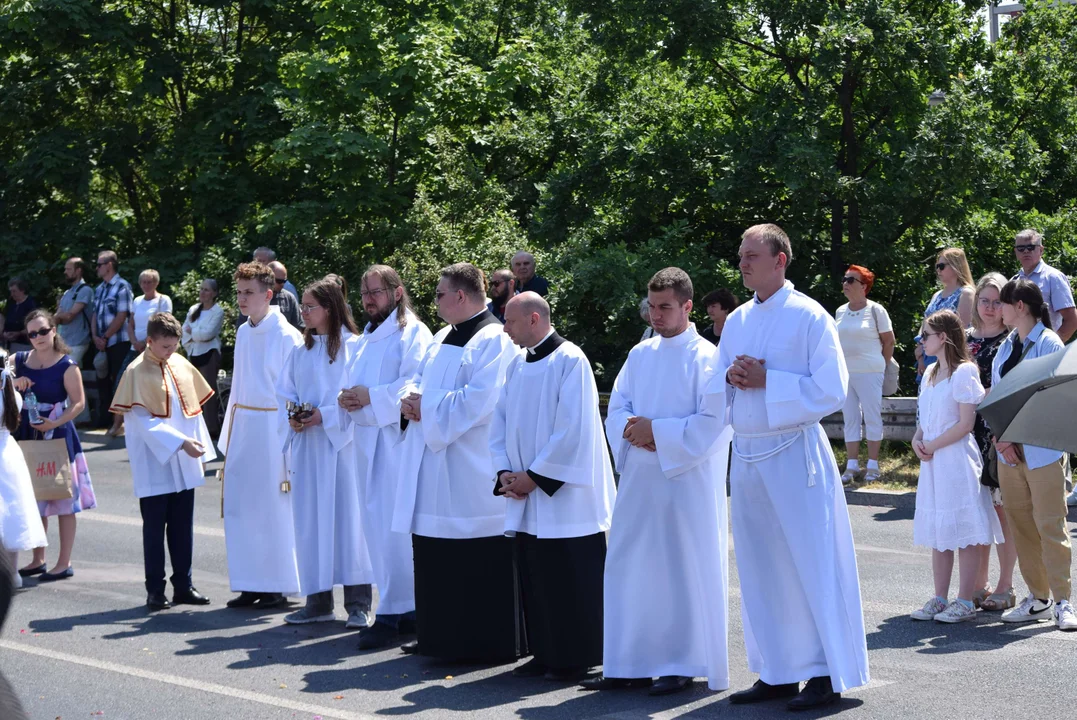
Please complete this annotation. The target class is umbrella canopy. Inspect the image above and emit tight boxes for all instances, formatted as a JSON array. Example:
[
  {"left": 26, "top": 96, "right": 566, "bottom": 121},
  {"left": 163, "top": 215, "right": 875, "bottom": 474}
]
[{"left": 977, "top": 339, "right": 1077, "bottom": 454}]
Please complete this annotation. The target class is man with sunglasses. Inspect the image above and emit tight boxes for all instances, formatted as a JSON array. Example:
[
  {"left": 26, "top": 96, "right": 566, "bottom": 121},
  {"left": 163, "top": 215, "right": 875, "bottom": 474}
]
[
  {"left": 486, "top": 268, "right": 516, "bottom": 323},
  {"left": 1012, "top": 229, "right": 1076, "bottom": 343}
]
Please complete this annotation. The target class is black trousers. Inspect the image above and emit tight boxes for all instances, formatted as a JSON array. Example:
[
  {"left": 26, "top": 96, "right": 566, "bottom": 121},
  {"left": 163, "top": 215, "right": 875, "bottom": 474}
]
[
  {"left": 139, "top": 489, "right": 195, "bottom": 595},
  {"left": 97, "top": 341, "right": 131, "bottom": 425}
]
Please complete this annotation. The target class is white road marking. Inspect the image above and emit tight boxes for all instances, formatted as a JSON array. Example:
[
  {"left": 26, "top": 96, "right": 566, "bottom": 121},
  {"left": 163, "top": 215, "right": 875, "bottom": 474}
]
[
  {"left": 0, "top": 639, "right": 379, "bottom": 720},
  {"left": 82, "top": 511, "right": 224, "bottom": 537}
]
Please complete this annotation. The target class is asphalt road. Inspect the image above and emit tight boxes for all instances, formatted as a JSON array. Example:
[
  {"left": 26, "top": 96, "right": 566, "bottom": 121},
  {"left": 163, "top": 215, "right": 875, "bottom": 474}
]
[{"left": 3, "top": 430, "right": 1077, "bottom": 719}]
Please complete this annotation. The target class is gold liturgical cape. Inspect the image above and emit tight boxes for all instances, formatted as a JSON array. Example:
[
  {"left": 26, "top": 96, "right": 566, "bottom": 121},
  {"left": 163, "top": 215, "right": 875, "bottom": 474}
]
[{"left": 109, "top": 351, "right": 213, "bottom": 419}]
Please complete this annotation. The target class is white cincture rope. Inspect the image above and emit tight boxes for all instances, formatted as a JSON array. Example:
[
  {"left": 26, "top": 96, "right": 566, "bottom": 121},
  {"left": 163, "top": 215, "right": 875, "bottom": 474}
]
[{"left": 732, "top": 422, "right": 819, "bottom": 486}]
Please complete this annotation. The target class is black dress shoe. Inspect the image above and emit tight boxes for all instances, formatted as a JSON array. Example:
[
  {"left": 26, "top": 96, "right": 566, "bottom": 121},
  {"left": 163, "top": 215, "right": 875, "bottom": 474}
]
[
  {"left": 579, "top": 676, "right": 653, "bottom": 691},
  {"left": 173, "top": 587, "right": 211, "bottom": 605},
  {"left": 545, "top": 666, "right": 592, "bottom": 683},
  {"left": 400, "top": 641, "right": 420, "bottom": 655},
  {"left": 18, "top": 563, "right": 46, "bottom": 578},
  {"left": 39, "top": 567, "right": 74, "bottom": 582},
  {"left": 147, "top": 592, "right": 172, "bottom": 610},
  {"left": 226, "top": 592, "right": 261, "bottom": 608},
  {"left": 357, "top": 622, "right": 400, "bottom": 651},
  {"left": 512, "top": 658, "right": 548, "bottom": 678},
  {"left": 729, "top": 679, "right": 800, "bottom": 705},
  {"left": 787, "top": 676, "right": 839, "bottom": 712},
  {"left": 650, "top": 675, "right": 694, "bottom": 696},
  {"left": 254, "top": 593, "right": 286, "bottom": 608}
]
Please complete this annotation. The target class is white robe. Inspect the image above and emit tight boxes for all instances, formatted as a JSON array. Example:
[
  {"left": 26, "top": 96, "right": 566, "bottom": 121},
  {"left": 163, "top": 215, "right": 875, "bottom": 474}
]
[
  {"left": 392, "top": 321, "right": 519, "bottom": 539},
  {"left": 277, "top": 331, "right": 373, "bottom": 595},
  {"left": 346, "top": 311, "right": 433, "bottom": 615},
  {"left": 719, "top": 280, "right": 869, "bottom": 692},
  {"left": 489, "top": 337, "right": 616, "bottom": 538},
  {"left": 603, "top": 325, "right": 731, "bottom": 690},
  {"left": 219, "top": 308, "right": 303, "bottom": 594},
  {"left": 126, "top": 371, "right": 216, "bottom": 499},
  {"left": 0, "top": 388, "right": 47, "bottom": 552}
]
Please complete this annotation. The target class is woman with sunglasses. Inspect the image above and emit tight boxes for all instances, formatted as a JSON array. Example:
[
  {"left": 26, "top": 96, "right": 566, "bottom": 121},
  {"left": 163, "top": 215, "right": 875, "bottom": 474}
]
[
  {"left": 835, "top": 265, "right": 895, "bottom": 484},
  {"left": 10, "top": 309, "right": 97, "bottom": 581},
  {"left": 915, "top": 248, "right": 975, "bottom": 381}
]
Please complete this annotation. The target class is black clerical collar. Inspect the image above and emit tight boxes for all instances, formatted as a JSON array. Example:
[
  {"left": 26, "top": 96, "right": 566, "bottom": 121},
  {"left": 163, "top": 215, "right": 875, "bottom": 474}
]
[
  {"left": 444, "top": 309, "right": 498, "bottom": 347},
  {"left": 526, "top": 331, "right": 565, "bottom": 362}
]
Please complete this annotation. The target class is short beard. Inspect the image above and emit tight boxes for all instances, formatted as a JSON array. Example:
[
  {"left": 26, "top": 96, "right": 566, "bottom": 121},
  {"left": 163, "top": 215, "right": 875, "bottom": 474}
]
[{"left": 366, "top": 302, "right": 396, "bottom": 329}]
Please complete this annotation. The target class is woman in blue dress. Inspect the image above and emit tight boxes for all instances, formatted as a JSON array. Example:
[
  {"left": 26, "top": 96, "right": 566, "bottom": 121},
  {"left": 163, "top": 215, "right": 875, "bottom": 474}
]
[
  {"left": 915, "top": 247, "right": 976, "bottom": 382},
  {"left": 11, "top": 309, "right": 97, "bottom": 581}
]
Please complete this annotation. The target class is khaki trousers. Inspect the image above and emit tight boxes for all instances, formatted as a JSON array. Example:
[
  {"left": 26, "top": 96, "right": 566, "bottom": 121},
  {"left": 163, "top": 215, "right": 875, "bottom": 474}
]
[{"left": 998, "top": 457, "right": 1072, "bottom": 601}]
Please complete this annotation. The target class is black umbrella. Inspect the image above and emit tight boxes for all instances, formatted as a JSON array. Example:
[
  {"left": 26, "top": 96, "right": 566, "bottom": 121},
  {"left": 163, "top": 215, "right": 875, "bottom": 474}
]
[{"left": 977, "top": 340, "right": 1077, "bottom": 453}]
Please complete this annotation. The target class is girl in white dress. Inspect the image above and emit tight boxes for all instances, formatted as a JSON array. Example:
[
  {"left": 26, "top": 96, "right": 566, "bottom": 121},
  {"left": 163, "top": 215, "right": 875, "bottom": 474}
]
[
  {"left": 0, "top": 366, "right": 48, "bottom": 588},
  {"left": 911, "top": 310, "right": 1003, "bottom": 623}
]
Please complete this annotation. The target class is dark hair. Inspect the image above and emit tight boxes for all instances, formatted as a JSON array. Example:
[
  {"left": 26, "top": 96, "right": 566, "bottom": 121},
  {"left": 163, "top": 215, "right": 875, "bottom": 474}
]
[
  {"left": 7, "top": 277, "right": 29, "bottom": 294},
  {"left": 2, "top": 363, "right": 19, "bottom": 434},
  {"left": 302, "top": 278, "right": 358, "bottom": 362},
  {"left": 97, "top": 250, "right": 119, "bottom": 271},
  {"left": 191, "top": 278, "right": 218, "bottom": 322},
  {"left": 743, "top": 223, "right": 793, "bottom": 266},
  {"left": 701, "top": 288, "right": 739, "bottom": 312},
  {"left": 439, "top": 263, "right": 487, "bottom": 302},
  {"left": 24, "top": 309, "right": 70, "bottom": 355},
  {"left": 147, "top": 312, "right": 183, "bottom": 339},
  {"left": 924, "top": 310, "right": 972, "bottom": 382},
  {"left": 362, "top": 264, "right": 414, "bottom": 329},
  {"left": 1000, "top": 278, "right": 1053, "bottom": 329},
  {"left": 325, "top": 273, "right": 348, "bottom": 300},
  {"left": 648, "top": 267, "right": 694, "bottom": 304},
  {"left": 234, "top": 262, "right": 275, "bottom": 292}
]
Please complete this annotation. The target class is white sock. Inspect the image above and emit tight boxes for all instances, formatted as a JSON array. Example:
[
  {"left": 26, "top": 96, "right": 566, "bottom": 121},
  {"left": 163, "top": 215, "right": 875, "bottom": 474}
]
[
  {"left": 846, "top": 459, "right": 860, "bottom": 471},
  {"left": 867, "top": 459, "right": 880, "bottom": 470}
]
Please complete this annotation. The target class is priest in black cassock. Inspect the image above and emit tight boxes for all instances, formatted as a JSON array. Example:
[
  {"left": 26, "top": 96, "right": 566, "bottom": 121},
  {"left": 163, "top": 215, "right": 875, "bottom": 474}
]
[
  {"left": 491, "top": 293, "right": 617, "bottom": 682},
  {"left": 392, "top": 262, "right": 525, "bottom": 662}
]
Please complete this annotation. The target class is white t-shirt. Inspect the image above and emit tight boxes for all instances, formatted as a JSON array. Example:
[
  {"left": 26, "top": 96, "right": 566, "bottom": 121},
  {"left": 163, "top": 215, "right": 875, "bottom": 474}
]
[
  {"left": 132, "top": 294, "right": 173, "bottom": 342},
  {"left": 835, "top": 300, "right": 892, "bottom": 374}
]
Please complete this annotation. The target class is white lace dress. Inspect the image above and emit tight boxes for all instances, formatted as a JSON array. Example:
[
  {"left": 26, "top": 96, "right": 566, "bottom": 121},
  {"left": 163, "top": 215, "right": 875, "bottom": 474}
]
[
  {"left": 0, "top": 384, "right": 47, "bottom": 552},
  {"left": 913, "top": 362, "right": 1003, "bottom": 551}
]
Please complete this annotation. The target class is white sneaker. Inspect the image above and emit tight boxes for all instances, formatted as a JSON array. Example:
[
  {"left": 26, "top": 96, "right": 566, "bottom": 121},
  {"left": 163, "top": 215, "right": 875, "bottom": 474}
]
[
  {"left": 345, "top": 610, "right": 372, "bottom": 629},
  {"left": 1066, "top": 486, "right": 1077, "bottom": 507},
  {"left": 841, "top": 468, "right": 860, "bottom": 485},
  {"left": 911, "top": 596, "right": 947, "bottom": 621},
  {"left": 1055, "top": 600, "right": 1077, "bottom": 631},
  {"left": 934, "top": 600, "right": 978, "bottom": 623},
  {"left": 283, "top": 607, "right": 336, "bottom": 625},
  {"left": 1001, "top": 593, "right": 1053, "bottom": 623}
]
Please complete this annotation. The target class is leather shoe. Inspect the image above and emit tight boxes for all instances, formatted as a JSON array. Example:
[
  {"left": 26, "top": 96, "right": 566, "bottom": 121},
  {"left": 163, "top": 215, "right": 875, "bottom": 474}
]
[
  {"left": 18, "top": 563, "right": 46, "bottom": 578},
  {"left": 254, "top": 593, "right": 286, "bottom": 608},
  {"left": 650, "top": 676, "right": 694, "bottom": 696},
  {"left": 226, "top": 592, "right": 261, "bottom": 608},
  {"left": 400, "top": 641, "right": 420, "bottom": 655},
  {"left": 512, "top": 658, "right": 548, "bottom": 678},
  {"left": 787, "top": 676, "right": 839, "bottom": 712},
  {"left": 729, "top": 679, "right": 800, "bottom": 705},
  {"left": 357, "top": 622, "right": 400, "bottom": 651},
  {"left": 147, "top": 592, "right": 172, "bottom": 610},
  {"left": 173, "top": 587, "right": 211, "bottom": 605},
  {"left": 579, "top": 676, "right": 653, "bottom": 691},
  {"left": 545, "top": 666, "right": 592, "bottom": 683},
  {"left": 39, "top": 567, "right": 74, "bottom": 582}
]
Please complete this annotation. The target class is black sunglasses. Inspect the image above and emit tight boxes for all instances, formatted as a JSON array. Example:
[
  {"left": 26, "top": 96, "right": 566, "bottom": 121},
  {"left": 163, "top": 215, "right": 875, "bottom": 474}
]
[
  {"left": 842, "top": 276, "right": 860, "bottom": 285},
  {"left": 27, "top": 327, "right": 53, "bottom": 339},
  {"left": 274, "top": 277, "right": 285, "bottom": 284},
  {"left": 1015, "top": 244, "right": 1039, "bottom": 253},
  {"left": 935, "top": 262, "right": 947, "bottom": 271}
]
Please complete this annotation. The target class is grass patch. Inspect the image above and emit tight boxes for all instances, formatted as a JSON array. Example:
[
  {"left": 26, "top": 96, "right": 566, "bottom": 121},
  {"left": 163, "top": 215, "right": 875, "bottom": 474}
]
[{"left": 832, "top": 440, "right": 919, "bottom": 491}]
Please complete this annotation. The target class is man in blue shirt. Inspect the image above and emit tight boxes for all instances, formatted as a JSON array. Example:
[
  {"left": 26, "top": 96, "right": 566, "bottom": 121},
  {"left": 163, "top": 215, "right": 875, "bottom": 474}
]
[
  {"left": 55, "top": 257, "right": 95, "bottom": 368},
  {"left": 1012, "top": 229, "right": 1076, "bottom": 342},
  {"left": 90, "top": 250, "right": 134, "bottom": 427}
]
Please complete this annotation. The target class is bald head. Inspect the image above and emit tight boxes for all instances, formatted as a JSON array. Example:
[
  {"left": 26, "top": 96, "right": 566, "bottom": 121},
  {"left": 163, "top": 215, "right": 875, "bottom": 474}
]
[
  {"left": 503, "top": 291, "right": 551, "bottom": 348},
  {"left": 511, "top": 251, "right": 536, "bottom": 285},
  {"left": 267, "top": 261, "right": 288, "bottom": 293}
]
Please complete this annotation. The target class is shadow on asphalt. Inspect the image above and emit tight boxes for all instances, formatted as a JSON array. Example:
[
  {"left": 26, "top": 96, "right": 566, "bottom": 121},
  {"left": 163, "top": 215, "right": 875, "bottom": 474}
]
[
  {"left": 869, "top": 506, "right": 914, "bottom": 522},
  {"left": 867, "top": 614, "right": 1054, "bottom": 653}
]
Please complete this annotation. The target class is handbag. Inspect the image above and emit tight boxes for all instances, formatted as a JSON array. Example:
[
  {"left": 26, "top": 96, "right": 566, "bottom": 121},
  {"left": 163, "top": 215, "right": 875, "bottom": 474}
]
[
  {"left": 871, "top": 304, "right": 901, "bottom": 395},
  {"left": 18, "top": 438, "right": 74, "bottom": 501}
]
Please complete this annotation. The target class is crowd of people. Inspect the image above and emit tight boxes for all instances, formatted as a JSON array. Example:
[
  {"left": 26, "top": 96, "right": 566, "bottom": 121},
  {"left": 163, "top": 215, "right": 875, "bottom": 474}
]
[{"left": 0, "top": 223, "right": 1074, "bottom": 712}]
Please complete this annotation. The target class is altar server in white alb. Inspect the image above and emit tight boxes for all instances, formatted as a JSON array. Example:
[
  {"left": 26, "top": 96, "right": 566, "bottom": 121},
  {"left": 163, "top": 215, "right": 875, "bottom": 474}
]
[
  {"left": 582, "top": 268, "right": 731, "bottom": 697},
  {"left": 219, "top": 262, "right": 304, "bottom": 610},
  {"left": 393, "top": 262, "right": 523, "bottom": 662},
  {"left": 277, "top": 278, "right": 374, "bottom": 628},
  {"left": 722, "top": 224, "right": 869, "bottom": 711},
  {"left": 109, "top": 313, "right": 216, "bottom": 611},
  {"left": 491, "top": 293, "right": 616, "bottom": 683},
  {"left": 339, "top": 265, "right": 432, "bottom": 650}
]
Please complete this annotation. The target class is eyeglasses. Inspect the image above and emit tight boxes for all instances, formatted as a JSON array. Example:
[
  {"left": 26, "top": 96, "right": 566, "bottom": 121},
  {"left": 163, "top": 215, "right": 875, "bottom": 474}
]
[
  {"left": 935, "top": 262, "right": 948, "bottom": 271},
  {"left": 360, "top": 288, "right": 387, "bottom": 299},
  {"left": 921, "top": 331, "right": 938, "bottom": 339},
  {"left": 841, "top": 276, "right": 861, "bottom": 285},
  {"left": 27, "top": 327, "right": 53, "bottom": 339},
  {"left": 1015, "top": 244, "right": 1040, "bottom": 253},
  {"left": 299, "top": 304, "right": 321, "bottom": 314},
  {"left": 274, "top": 277, "right": 285, "bottom": 284},
  {"left": 96, "top": 261, "right": 110, "bottom": 267},
  {"left": 490, "top": 280, "right": 508, "bottom": 287},
  {"left": 978, "top": 298, "right": 1003, "bottom": 309},
  {"left": 435, "top": 289, "right": 458, "bottom": 301}
]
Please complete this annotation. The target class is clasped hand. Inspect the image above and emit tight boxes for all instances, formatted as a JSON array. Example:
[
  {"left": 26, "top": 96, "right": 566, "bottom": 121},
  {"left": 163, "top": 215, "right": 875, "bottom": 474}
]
[
  {"left": 623, "top": 416, "right": 655, "bottom": 452},
  {"left": 401, "top": 393, "right": 422, "bottom": 422},
  {"left": 993, "top": 438, "right": 1022, "bottom": 465},
  {"left": 498, "top": 471, "right": 537, "bottom": 500},
  {"left": 727, "top": 355, "right": 766, "bottom": 390},
  {"left": 338, "top": 385, "right": 371, "bottom": 411},
  {"left": 912, "top": 439, "right": 934, "bottom": 462},
  {"left": 288, "top": 408, "right": 323, "bottom": 433}
]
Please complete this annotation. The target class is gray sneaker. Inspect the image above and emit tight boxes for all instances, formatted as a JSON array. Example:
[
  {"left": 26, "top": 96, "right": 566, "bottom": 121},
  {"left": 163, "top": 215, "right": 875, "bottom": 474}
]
[
  {"left": 911, "top": 596, "right": 947, "bottom": 621},
  {"left": 935, "top": 600, "right": 978, "bottom": 624},
  {"left": 346, "top": 609, "right": 373, "bottom": 629},
  {"left": 283, "top": 606, "right": 336, "bottom": 625}
]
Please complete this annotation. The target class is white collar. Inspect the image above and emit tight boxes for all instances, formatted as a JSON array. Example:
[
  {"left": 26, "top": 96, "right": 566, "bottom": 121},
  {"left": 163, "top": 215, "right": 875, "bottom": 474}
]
[
  {"left": 450, "top": 308, "right": 487, "bottom": 331},
  {"left": 526, "top": 327, "right": 556, "bottom": 354}
]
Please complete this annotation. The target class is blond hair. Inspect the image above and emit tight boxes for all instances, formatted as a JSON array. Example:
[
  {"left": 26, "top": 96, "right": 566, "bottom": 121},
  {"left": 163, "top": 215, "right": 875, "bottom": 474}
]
[
  {"left": 938, "top": 247, "right": 974, "bottom": 289},
  {"left": 972, "top": 272, "right": 1007, "bottom": 331},
  {"left": 139, "top": 269, "right": 160, "bottom": 285}
]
